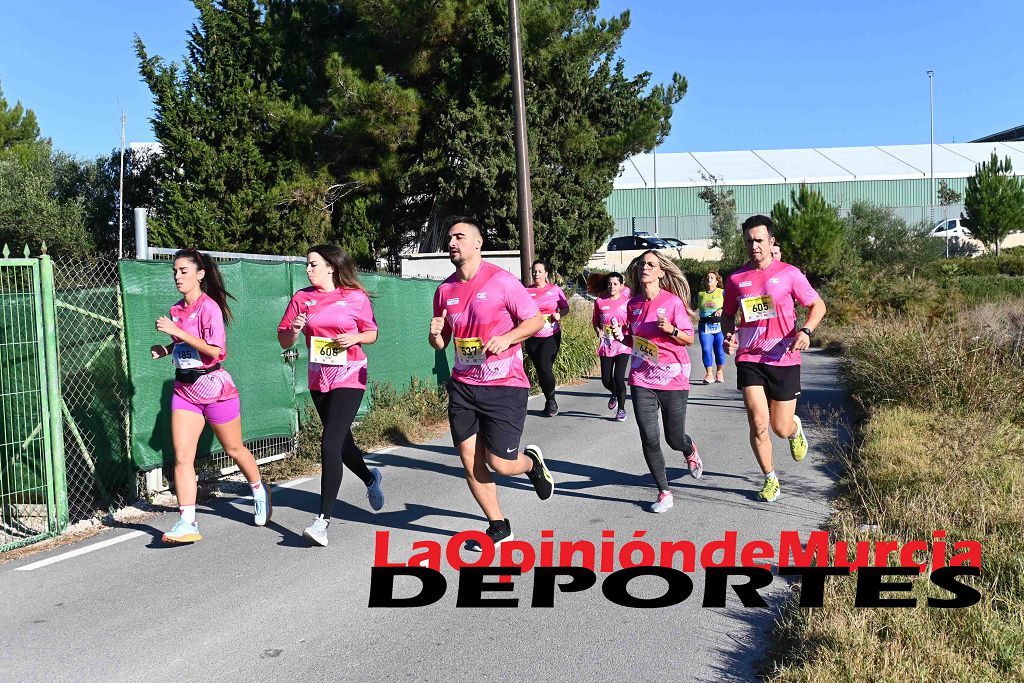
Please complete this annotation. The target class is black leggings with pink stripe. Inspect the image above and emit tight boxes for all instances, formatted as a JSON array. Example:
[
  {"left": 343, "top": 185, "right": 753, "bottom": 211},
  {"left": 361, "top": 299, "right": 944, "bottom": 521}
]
[{"left": 311, "top": 388, "right": 373, "bottom": 519}]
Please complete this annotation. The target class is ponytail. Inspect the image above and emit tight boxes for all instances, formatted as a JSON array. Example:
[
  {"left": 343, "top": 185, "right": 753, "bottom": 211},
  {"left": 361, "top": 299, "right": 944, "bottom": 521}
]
[{"left": 173, "top": 249, "right": 235, "bottom": 323}]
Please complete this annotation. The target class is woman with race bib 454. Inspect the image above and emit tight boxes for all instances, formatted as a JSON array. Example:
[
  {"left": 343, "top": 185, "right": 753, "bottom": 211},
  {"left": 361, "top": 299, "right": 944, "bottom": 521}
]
[
  {"left": 151, "top": 249, "right": 270, "bottom": 544},
  {"left": 277, "top": 244, "right": 385, "bottom": 547}
]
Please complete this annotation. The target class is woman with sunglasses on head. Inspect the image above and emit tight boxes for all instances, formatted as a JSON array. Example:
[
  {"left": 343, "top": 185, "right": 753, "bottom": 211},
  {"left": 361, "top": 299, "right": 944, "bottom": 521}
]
[
  {"left": 625, "top": 250, "right": 704, "bottom": 513},
  {"left": 277, "top": 244, "right": 384, "bottom": 547},
  {"left": 151, "top": 249, "right": 270, "bottom": 544}
]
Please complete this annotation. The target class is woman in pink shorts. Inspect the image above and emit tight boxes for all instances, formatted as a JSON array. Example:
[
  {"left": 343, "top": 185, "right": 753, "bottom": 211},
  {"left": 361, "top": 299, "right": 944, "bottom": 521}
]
[{"left": 150, "top": 249, "right": 270, "bottom": 544}]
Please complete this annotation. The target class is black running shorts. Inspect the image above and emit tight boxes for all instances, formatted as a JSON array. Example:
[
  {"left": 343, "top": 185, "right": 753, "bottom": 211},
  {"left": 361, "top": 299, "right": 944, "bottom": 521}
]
[
  {"left": 447, "top": 380, "right": 529, "bottom": 460},
  {"left": 736, "top": 361, "right": 801, "bottom": 402}
]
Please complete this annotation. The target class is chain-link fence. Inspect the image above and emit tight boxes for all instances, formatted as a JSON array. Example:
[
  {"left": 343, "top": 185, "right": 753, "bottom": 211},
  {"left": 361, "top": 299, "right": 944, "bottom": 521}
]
[{"left": 52, "top": 256, "right": 139, "bottom": 521}]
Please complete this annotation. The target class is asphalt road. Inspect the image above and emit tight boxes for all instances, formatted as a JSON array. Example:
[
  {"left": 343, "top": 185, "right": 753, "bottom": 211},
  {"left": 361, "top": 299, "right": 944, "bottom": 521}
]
[{"left": 0, "top": 347, "right": 844, "bottom": 682}]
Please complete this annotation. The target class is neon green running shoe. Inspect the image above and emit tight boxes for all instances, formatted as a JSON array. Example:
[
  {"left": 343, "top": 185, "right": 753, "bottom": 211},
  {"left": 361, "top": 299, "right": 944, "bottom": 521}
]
[
  {"left": 789, "top": 415, "right": 808, "bottom": 462},
  {"left": 758, "top": 476, "right": 780, "bottom": 502}
]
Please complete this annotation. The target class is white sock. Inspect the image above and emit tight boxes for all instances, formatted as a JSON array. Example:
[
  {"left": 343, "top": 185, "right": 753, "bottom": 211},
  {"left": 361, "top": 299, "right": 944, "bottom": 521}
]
[
  {"left": 179, "top": 505, "right": 196, "bottom": 524},
  {"left": 250, "top": 480, "right": 266, "bottom": 501},
  {"left": 790, "top": 416, "right": 802, "bottom": 439},
  {"left": 765, "top": 471, "right": 777, "bottom": 481}
]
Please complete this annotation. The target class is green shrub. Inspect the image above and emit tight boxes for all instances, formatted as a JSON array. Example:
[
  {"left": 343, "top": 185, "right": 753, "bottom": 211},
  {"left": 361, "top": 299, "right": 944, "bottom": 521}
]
[{"left": 949, "top": 275, "right": 1024, "bottom": 304}]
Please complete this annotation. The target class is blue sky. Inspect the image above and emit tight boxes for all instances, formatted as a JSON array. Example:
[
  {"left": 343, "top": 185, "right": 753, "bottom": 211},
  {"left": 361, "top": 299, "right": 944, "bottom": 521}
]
[{"left": 1, "top": 1, "right": 1020, "bottom": 159}]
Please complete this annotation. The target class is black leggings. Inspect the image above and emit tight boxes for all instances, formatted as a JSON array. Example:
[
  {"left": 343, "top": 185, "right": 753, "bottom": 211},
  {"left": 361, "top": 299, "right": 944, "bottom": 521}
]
[
  {"left": 311, "top": 387, "right": 373, "bottom": 519},
  {"left": 630, "top": 386, "right": 694, "bottom": 491},
  {"left": 600, "top": 354, "right": 629, "bottom": 409},
  {"left": 524, "top": 332, "right": 561, "bottom": 401}
]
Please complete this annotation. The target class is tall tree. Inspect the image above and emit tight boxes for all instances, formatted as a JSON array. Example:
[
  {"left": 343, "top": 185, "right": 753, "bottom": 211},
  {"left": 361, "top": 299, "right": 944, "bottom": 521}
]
[
  {"left": 136, "top": 0, "right": 326, "bottom": 253},
  {"left": 0, "top": 81, "right": 92, "bottom": 255},
  {"left": 0, "top": 83, "right": 40, "bottom": 149},
  {"left": 962, "top": 152, "right": 1024, "bottom": 257},
  {"left": 771, "top": 185, "right": 847, "bottom": 280}
]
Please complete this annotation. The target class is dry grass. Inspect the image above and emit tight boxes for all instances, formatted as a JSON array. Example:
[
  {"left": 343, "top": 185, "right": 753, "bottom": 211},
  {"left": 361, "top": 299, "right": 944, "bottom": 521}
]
[{"left": 765, "top": 301, "right": 1024, "bottom": 681}]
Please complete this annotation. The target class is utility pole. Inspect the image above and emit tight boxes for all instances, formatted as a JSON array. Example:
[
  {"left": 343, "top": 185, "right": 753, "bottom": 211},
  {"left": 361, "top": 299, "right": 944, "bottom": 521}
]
[
  {"left": 118, "top": 107, "right": 127, "bottom": 259},
  {"left": 927, "top": 70, "right": 941, "bottom": 257},
  {"left": 653, "top": 145, "right": 659, "bottom": 235},
  {"left": 508, "top": 0, "right": 535, "bottom": 285}
]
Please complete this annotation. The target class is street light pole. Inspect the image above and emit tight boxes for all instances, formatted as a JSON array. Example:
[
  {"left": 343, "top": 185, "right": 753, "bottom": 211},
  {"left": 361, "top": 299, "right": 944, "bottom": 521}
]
[
  {"left": 653, "top": 145, "right": 659, "bottom": 235},
  {"left": 928, "top": 70, "right": 942, "bottom": 258},
  {"left": 508, "top": 0, "right": 535, "bottom": 285}
]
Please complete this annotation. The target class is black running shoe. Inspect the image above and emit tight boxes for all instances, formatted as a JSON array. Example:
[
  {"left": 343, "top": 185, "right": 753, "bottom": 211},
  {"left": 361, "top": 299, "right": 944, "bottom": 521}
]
[
  {"left": 465, "top": 518, "right": 514, "bottom": 552},
  {"left": 524, "top": 444, "right": 554, "bottom": 500},
  {"left": 544, "top": 399, "right": 558, "bottom": 417}
]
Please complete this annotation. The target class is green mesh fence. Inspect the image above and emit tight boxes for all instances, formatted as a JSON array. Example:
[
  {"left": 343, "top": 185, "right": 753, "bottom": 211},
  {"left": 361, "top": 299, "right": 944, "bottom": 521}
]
[
  {"left": 53, "top": 256, "right": 137, "bottom": 520},
  {"left": 120, "top": 260, "right": 297, "bottom": 472}
]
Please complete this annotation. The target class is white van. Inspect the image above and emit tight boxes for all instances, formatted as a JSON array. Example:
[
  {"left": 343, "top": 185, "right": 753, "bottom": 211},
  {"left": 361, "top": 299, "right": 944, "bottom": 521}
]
[{"left": 929, "top": 218, "right": 972, "bottom": 239}]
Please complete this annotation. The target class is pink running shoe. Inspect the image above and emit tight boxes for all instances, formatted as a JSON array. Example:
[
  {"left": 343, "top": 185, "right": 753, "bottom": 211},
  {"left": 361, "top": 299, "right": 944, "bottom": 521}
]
[
  {"left": 651, "top": 490, "right": 673, "bottom": 513},
  {"left": 687, "top": 440, "right": 703, "bottom": 479}
]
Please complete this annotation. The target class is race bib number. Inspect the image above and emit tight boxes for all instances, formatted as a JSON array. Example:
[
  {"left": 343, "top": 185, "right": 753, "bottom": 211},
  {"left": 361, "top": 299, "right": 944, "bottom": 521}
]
[
  {"left": 704, "top": 322, "right": 722, "bottom": 335},
  {"left": 632, "top": 337, "right": 659, "bottom": 365},
  {"left": 741, "top": 295, "right": 777, "bottom": 323},
  {"left": 454, "top": 337, "right": 487, "bottom": 366},
  {"left": 310, "top": 336, "right": 348, "bottom": 366},
  {"left": 172, "top": 343, "right": 203, "bottom": 369}
]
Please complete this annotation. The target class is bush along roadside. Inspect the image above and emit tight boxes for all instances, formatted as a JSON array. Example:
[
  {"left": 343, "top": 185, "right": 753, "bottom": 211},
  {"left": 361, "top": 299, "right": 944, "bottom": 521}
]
[{"left": 764, "top": 301, "right": 1024, "bottom": 682}]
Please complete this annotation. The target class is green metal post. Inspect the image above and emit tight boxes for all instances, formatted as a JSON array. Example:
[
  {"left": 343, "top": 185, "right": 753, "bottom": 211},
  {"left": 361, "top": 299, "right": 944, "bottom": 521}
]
[{"left": 38, "top": 254, "right": 68, "bottom": 530}]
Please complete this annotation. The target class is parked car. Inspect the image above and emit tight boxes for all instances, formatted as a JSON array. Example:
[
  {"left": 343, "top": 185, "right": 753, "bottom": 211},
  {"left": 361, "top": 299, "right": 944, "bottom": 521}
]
[
  {"left": 929, "top": 218, "right": 972, "bottom": 240},
  {"left": 660, "top": 237, "right": 688, "bottom": 248},
  {"left": 607, "top": 235, "right": 678, "bottom": 252}
]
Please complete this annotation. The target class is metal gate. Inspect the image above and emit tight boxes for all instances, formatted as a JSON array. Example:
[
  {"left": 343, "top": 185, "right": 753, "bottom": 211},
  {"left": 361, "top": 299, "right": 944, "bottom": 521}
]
[{"left": 0, "top": 246, "right": 67, "bottom": 551}]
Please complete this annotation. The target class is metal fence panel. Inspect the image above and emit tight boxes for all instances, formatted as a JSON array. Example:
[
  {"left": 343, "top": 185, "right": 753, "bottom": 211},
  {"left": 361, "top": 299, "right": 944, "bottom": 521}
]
[{"left": 0, "top": 250, "right": 65, "bottom": 551}]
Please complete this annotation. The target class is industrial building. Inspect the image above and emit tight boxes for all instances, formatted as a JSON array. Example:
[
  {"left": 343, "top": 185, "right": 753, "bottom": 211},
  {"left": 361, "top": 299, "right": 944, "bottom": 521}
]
[{"left": 607, "top": 141, "right": 1024, "bottom": 241}]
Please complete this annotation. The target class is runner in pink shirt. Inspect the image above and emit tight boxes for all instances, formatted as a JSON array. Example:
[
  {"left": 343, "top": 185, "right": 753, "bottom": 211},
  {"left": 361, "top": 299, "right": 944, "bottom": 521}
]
[
  {"left": 723, "top": 215, "right": 827, "bottom": 503},
  {"left": 625, "top": 251, "right": 703, "bottom": 513},
  {"left": 591, "top": 271, "right": 631, "bottom": 421},
  {"left": 278, "top": 244, "right": 384, "bottom": 547},
  {"left": 150, "top": 249, "right": 270, "bottom": 544},
  {"left": 525, "top": 260, "right": 570, "bottom": 416},
  {"left": 428, "top": 216, "right": 555, "bottom": 549}
]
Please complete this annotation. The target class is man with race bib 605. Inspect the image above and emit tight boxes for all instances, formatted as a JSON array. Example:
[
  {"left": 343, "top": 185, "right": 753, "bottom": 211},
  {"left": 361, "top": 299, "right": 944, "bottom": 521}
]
[
  {"left": 428, "top": 216, "right": 555, "bottom": 549},
  {"left": 723, "top": 215, "right": 826, "bottom": 503}
]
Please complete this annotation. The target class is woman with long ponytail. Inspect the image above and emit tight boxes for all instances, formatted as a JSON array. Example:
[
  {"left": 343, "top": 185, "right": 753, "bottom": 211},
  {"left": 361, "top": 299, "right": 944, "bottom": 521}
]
[
  {"left": 150, "top": 249, "right": 270, "bottom": 544},
  {"left": 624, "top": 250, "right": 704, "bottom": 513}
]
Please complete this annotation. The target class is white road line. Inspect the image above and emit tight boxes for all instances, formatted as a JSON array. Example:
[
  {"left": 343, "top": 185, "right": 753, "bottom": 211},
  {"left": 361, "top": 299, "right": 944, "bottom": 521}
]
[
  {"left": 14, "top": 530, "right": 147, "bottom": 572},
  {"left": 277, "top": 476, "right": 314, "bottom": 489}
]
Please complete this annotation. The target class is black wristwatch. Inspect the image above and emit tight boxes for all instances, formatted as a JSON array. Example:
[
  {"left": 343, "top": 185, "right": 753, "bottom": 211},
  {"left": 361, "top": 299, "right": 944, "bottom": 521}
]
[
  {"left": 670, "top": 327, "right": 679, "bottom": 338},
  {"left": 799, "top": 327, "right": 813, "bottom": 337}
]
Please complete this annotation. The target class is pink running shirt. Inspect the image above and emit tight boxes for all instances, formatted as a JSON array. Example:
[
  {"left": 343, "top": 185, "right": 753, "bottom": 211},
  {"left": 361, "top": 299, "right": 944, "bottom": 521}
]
[
  {"left": 433, "top": 261, "right": 540, "bottom": 388},
  {"left": 626, "top": 289, "right": 694, "bottom": 390},
  {"left": 592, "top": 295, "right": 631, "bottom": 357},
  {"left": 722, "top": 260, "right": 819, "bottom": 366},
  {"left": 278, "top": 287, "right": 378, "bottom": 391},
  {"left": 527, "top": 283, "right": 569, "bottom": 338},
  {"left": 168, "top": 293, "right": 239, "bottom": 405}
]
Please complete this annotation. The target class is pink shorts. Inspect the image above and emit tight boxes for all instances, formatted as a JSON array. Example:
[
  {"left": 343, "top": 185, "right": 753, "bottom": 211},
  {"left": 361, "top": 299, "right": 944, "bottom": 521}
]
[{"left": 171, "top": 395, "right": 241, "bottom": 425}]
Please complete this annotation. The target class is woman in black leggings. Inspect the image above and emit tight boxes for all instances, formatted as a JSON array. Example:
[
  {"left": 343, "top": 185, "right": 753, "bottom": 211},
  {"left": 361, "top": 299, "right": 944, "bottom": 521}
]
[
  {"left": 590, "top": 271, "right": 631, "bottom": 422},
  {"left": 525, "top": 260, "right": 569, "bottom": 417},
  {"left": 277, "top": 245, "right": 384, "bottom": 546}
]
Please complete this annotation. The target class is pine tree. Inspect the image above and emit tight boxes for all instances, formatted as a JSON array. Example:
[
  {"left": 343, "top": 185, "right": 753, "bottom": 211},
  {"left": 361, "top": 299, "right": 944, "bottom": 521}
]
[
  {"left": 962, "top": 152, "right": 1024, "bottom": 257},
  {"left": 136, "top": 0, "right": 325, "bottom": 253},
  {"left": 771, "top": 185, "right": 848, "bottom": 280}
]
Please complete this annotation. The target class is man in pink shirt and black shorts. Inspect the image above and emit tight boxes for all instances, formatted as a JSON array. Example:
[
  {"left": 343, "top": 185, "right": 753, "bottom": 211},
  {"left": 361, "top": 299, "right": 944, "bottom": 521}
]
[
  {"left": 723, "top": 215, "right": 827, "bottom": 503},
  {"left": 428, "top": 216, "right": 555, "bottom": 548}
]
